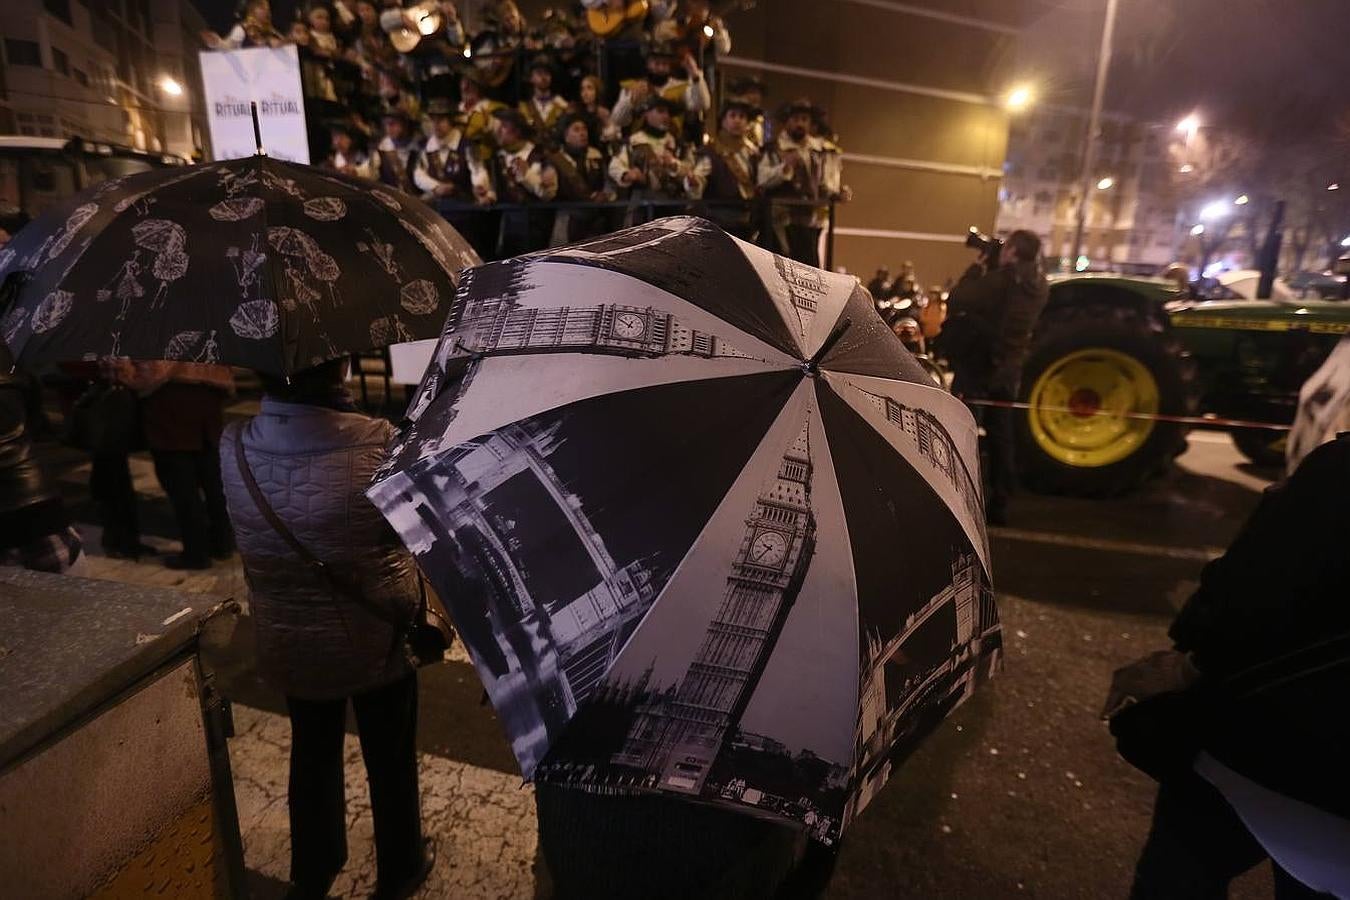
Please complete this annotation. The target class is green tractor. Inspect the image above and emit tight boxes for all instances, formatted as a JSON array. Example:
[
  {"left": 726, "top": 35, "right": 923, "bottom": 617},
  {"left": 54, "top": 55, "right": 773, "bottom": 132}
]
[{"left": 1016, "top": 274, "right": 1350, "bottom": 495}]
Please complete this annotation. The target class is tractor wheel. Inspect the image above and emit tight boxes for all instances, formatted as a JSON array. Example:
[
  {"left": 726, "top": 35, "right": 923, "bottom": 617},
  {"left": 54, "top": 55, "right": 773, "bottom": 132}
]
[
  {"left": 1230, "top": 427, "right": 1287, "bottom": 468},
  {"left": 1015, "top": 307, "right": 1198, "bottom": 496}
]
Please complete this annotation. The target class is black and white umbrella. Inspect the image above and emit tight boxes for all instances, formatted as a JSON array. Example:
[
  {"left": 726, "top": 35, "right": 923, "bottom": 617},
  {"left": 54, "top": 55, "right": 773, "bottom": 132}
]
[
  {"left": 0, "top": 156, "right": 479, "bottom": 375},
  {"left": 368, "top": 217, "right": 1001, "bottom": 844}
]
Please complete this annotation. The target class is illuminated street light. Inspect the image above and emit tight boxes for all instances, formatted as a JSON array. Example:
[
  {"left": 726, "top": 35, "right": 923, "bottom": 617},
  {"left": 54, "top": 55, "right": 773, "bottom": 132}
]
[
  {"left": 1096, "top": 176, "right": 1114, "bottom": 190},
  {"left": 1190, "top": 224, "right": 1205, "bottom": 236},
  {"left": 702, "top": 24, "right": 715, "bottom": 38},
  {"left": 1178, "top": 163, "right": 1195, "bottom": 174},
  {"left": 1004, "top": 85, "right": 1034, "bottom": 112},
  {"left": 463, "top": 45, "right": 472, "bottom": 58},
  {"left": 1234, "top": 194, "right": 1249, "bottom": 205},
  {"left": 1200, "top": 200, "right": 1230, "bottom": 221},
  {"left": 1341, "top": 236, "right": 1350, "bottom": 248},
  {"left": 158, "top": 76, "right": 183, "bottom": 96},
  {"left": 1329, "top": 183, "right": 1341, "bottom": 191},
  {"left": 1176, "top": 113, "right": 1200, "bottom": 136}
]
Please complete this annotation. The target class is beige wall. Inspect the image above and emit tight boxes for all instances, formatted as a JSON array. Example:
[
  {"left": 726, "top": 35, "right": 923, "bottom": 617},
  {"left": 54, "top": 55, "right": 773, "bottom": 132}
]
[{"left": 723, "top": 0, "right": 1034, "bottom": 283}]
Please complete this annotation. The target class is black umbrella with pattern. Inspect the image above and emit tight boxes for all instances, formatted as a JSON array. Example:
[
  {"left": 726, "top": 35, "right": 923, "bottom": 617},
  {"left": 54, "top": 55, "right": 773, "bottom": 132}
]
[{"left": 0, "top": 155, "right": 480, "bottom": 376}]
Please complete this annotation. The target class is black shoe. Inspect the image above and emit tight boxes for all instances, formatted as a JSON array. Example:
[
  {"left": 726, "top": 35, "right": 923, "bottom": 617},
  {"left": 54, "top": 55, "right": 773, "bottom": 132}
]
[
  {"left": 370, "top": 838, "right": 435, "bottom": 900},
  {"left": 163, "top": 554, "right": 211, "bottom": 571}
]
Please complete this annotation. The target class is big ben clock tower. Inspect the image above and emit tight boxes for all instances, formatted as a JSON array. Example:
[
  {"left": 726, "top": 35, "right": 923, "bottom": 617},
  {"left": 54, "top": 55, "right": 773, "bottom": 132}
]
[{"left": 615, "top": 419, "right": 818, "bottom": 794}]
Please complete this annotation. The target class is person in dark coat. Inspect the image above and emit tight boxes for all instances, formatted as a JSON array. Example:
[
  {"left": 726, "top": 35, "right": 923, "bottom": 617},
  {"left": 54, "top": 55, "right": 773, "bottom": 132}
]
[
  {"left": 941, "top": 229, "right": 1048, "bottom": 525},
  {"left": 0, "top": 346, "right": 80, "bottom": 572},
  {"left": 1124, "top": 432, "right": 1350, "bottom": 898},
  {"left": 220, "top": 359, "right": 434, "bottom": 900},
  {"left": 110, "top": 360, "right": 236, "bottom": 569}
]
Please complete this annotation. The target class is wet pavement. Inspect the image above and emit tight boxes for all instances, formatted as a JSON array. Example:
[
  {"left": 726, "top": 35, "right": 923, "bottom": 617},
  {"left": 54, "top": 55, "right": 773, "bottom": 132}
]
[{"left": 43, "top": 426, "right": 1283, "bottom": 898}]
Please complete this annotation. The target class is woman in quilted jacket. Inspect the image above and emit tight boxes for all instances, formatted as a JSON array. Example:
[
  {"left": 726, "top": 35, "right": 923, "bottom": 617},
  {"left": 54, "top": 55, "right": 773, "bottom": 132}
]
[{"left": 220, "top": 359, "right": 434, "bottom": 900}]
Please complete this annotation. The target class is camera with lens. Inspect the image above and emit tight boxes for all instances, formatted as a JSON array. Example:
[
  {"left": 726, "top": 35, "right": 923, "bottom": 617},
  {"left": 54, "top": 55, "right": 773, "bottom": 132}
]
[{"left": 965, "top": 227, "right": 1003, "bottom": 263}]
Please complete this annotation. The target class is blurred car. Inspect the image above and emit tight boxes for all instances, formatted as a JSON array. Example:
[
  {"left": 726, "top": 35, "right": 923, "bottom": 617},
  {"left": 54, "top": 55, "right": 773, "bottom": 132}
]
[{"left": 1206, "top": 268, "right": 1345, "bottom": 302}]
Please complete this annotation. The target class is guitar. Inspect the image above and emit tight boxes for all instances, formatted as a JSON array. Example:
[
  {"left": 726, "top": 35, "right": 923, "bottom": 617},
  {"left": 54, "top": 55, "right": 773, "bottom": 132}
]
[{"left": 587, "top": 0, "right": 650, "bottom": 39}]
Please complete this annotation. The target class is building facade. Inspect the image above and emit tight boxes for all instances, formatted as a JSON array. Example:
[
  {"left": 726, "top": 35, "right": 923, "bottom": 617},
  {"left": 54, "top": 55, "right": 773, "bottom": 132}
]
[
  {"left": 0, "top": 0, "right": 207, "bottom": 158},
  {"left": 997, "top": 104, "right": 1183, "bottom": 272}
]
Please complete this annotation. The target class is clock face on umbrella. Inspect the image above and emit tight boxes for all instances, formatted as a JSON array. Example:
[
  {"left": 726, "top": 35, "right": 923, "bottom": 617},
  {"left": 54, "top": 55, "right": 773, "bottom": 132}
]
[
  {"left": 613, "top": 312, "right": 647, "bottom": 340},
  {"left": 749, "top": 530, "right": 789, "bottom": 567}
]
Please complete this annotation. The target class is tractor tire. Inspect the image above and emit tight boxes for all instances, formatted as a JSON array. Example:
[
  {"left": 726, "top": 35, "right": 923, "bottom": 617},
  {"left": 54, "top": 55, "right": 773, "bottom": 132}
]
[
  {"left": 1015, "top": 306, "right": 1199, "bottom": 497},
  {"left": 1230, "top": 427, "right": 1286, "bottom": 468}
]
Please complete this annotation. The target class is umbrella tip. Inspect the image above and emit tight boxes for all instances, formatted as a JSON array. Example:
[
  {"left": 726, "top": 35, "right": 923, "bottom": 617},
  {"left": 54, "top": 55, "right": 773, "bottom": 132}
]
[{"left": 250, "top": 101, "right": 266, "bottom": 157}]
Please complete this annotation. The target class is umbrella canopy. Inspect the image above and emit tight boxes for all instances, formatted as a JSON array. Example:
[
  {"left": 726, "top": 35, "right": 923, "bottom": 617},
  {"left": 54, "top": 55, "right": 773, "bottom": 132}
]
[
  {"left": 0, "top": 156, "right": 480, "bottom": 376},
  {"left": 367, "top": 217, "right": 1001, "bottom": 844}
]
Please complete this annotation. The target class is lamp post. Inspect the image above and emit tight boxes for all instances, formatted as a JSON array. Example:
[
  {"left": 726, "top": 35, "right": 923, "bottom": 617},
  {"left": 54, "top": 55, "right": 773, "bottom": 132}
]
[{"left": 1069, "top": 0, "right": 1120, "bottom": 270}]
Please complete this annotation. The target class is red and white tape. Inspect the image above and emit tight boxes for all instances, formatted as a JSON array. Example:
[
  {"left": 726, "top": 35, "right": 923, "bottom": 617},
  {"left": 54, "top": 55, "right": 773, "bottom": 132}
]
[{"left": 960, "top": 397, "right": 1292, "bottom": 432}]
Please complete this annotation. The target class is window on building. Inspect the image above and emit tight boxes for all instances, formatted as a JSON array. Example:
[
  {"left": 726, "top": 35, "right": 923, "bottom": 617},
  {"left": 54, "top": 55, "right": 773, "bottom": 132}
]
[
  {"left": 52, "top": 47, "right": 70, "bottom": 77},
  {"left": 73, "top": 68, "right": 89, "bottom": 87},
  {"left": 43, "top": 0, "right": 73, "bottom": 26},
  {"left": 4, "top": 39, "right": 42, "bottom": 68}
]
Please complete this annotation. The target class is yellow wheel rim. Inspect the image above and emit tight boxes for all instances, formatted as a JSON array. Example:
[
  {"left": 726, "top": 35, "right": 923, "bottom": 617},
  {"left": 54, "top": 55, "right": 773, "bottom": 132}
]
[{"left": 1027, "top": 348, "right": 1159, "bottom": 468}]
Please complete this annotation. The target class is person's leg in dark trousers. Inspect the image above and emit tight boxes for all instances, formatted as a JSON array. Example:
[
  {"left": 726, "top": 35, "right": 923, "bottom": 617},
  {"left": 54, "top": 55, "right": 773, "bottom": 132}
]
[
  {"left": 352, "top": 672, "right": 424, "bottom": 891},
  {"left": 196, "top": 443, "right": 234, "bottom": 557},
  {"left": 981, "top": 394, "right": 1017, "bottom": 525},
  {"left": 152, "top": 449, "right": 209, "bottom": 564},
  {"left": 1130, "top": 774, "right": 1267, "bottom": 900},
  {"left": 785, "top": 224, "right": 822, "bottom": 267},
  {"left": 90, "top": 451, "right": 141, "bottom": 554},
  {"left": 285, "top": 694, "right": 351, "bottom": 895}
]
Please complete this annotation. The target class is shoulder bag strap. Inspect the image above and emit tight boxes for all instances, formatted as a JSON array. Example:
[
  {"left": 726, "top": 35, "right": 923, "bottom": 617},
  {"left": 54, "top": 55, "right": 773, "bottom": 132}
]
[{"left": 231, "top": 431, "right": 403, "bottom": 628}]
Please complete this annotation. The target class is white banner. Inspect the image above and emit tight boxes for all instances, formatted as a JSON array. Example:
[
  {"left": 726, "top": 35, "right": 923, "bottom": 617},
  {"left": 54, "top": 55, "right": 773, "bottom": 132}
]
[{"left": 199, "top": 46, "right": 310, "bottom": 164}]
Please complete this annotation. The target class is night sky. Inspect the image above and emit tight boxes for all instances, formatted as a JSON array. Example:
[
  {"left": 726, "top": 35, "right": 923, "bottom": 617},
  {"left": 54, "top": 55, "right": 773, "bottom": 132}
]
[{"left": 1020, "top": 0, "right": 1350, "bottom": 143}]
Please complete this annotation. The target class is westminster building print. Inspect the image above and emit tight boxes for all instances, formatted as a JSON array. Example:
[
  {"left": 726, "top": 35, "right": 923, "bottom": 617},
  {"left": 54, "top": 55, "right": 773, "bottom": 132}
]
[{"left": 612, "top": 420, "right": 818, "bottom": 793}]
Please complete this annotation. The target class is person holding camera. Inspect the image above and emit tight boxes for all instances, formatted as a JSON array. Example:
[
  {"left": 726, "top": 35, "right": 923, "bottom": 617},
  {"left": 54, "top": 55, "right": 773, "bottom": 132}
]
[{"left": 940, "top": 229, "right": 1048, "bottom": 525}]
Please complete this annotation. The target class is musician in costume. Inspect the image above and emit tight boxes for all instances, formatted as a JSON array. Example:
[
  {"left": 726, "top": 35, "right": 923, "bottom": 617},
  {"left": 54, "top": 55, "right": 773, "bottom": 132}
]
[
  {"left": 519, "top": 56, "right": 570, "bottom": 147},
  {"left": 414, "top": 98, "right": 495, "bottom": 256},
  {"left": 325, "top": 122, "right": 372, "bottom": 179},
  {"left": 608, "top": 95, "right": 700, "bottom": 212},
  {"left": 374, "top": 108, "right": 423, "bottom": 195},
  {"left": 725, "top": 75, "right": 768, "bottom": 150},
  {"left": 491, "top": 108, "right": 559, "bottom": 255},
  {"left": 201, "top": 0, "right": 285, "bottom": 48},
  {"left": 549, "top": 113, "right": 613, "bottom": 244},
  {"left": 459, "top": 74, "right": 507, "bottom": 159},
  {"left": 690, "top": 99, "right": 761, "bottom": 241},
  {"left": 609, "top": 44, "right": 710, "bottom": 136},
  {"left": 757, "top": 98, "right": 845, "bottom": 266}
]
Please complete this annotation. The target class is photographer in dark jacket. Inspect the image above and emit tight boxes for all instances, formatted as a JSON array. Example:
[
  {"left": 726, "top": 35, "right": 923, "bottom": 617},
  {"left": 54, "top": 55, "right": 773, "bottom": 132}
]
[{"left": 940, "top": 229, "right": 1048, "bottom": 525}]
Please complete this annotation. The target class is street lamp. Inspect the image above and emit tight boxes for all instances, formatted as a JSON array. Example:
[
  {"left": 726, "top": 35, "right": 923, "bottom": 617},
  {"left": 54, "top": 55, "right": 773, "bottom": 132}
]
[
  {"left": 1176, "top": 114, "right": 1200, "bottom": 140},
  {"left": 1178, "top": 163, "right": 1195, "bottom": 174},
  {"left": 1341, "top": 236, "right": 1350, "bottom": 248},
  {"left": 1329, "top": 183, "right": 1341, "bottom": 191},
  {"left": 1096, "top": 176, "right": 1114, "bottom": 190},
  {"left": 1234, "top": 194, "right": 1250, "bottom": 206},
  {"left": 1004, "top": 85, "right": 1034, "bottom": 112},
  {"left": 1190, "top": 224, "right": 1205, "bottom": 236},
  {"left": 1199, "top": 200, "right": 1230, "bottom": 221},
  {"left": 158, "top": 76, "right": 183, "bottom": 96}
]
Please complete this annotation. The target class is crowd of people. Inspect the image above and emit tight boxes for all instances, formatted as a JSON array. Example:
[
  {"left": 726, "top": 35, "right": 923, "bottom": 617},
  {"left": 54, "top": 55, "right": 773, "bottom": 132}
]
[{"left": 204, "top": 0, "right": 849, "bottom": 265}]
